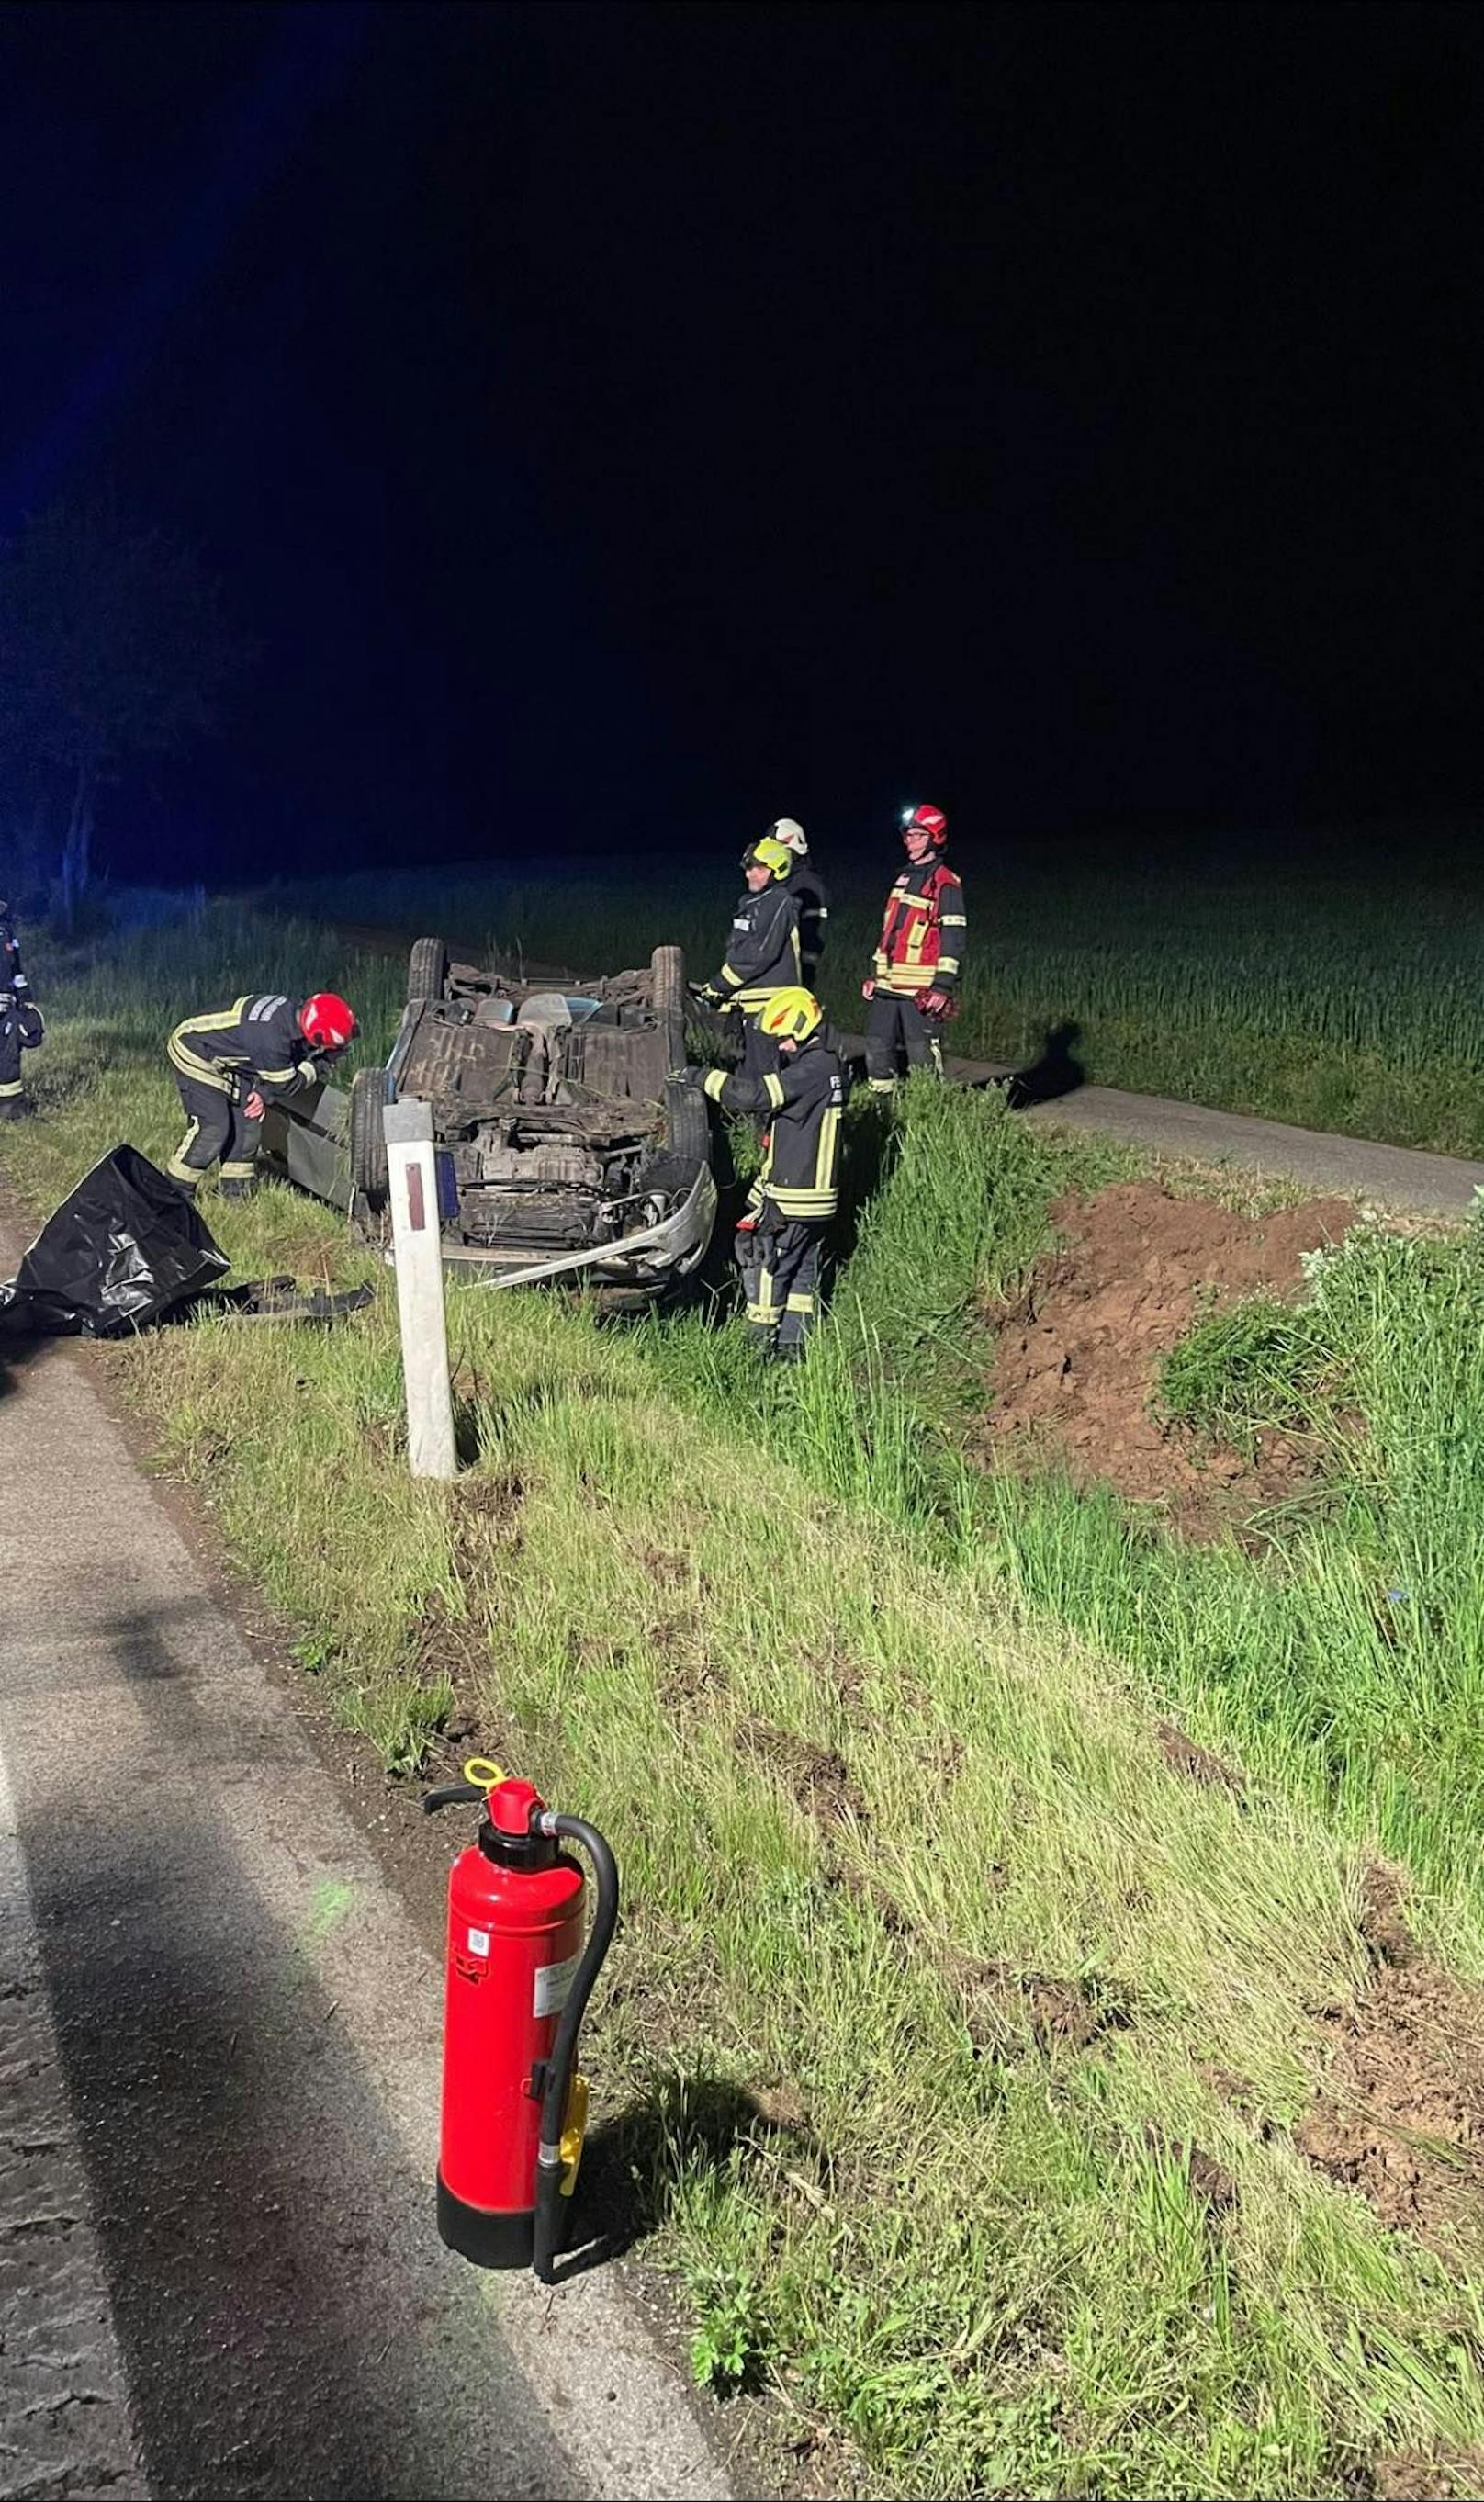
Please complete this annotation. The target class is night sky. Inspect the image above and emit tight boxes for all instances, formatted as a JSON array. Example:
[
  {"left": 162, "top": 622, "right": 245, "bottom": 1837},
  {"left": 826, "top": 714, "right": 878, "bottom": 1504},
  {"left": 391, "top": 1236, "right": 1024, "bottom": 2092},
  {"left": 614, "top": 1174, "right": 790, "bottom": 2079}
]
[{"left": 1, "top": 0, "right": 1481, "bottom": 879}]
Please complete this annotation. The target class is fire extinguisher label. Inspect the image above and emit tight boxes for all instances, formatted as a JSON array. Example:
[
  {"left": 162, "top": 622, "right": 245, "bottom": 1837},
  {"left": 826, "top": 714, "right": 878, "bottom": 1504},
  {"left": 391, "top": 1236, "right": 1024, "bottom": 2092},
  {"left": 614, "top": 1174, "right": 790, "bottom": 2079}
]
[
  {"left": 467, "top": 1927, "right": 491, "bottom": 1956},
  {"left": 534, "top": 1949, "right": 581, "bottom": 2017}
]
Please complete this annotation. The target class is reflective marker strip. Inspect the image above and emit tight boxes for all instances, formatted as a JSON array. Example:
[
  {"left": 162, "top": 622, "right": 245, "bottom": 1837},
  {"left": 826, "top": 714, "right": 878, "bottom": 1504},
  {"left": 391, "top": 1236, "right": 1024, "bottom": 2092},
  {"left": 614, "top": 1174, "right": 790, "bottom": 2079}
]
[{"left": 408, "top": 1166, "right": 425, "bottom": 1230}]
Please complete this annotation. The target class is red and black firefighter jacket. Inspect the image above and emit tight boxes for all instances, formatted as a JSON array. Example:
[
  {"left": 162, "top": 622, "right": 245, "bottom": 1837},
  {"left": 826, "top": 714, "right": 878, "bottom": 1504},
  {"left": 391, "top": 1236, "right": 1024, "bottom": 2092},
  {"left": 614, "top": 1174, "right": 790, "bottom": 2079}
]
[
  {"left": 167, "top": 994, "right": 321, "bottom": 1102},
  {"left": 711, "top": 884, "right": 802, "bottom": 1012},
  {"left": 702, "top": 1036, "right": 845, "bottom": 1222},
  {"left": 871, "top": 858, "right": 967, "bottom": 997}
]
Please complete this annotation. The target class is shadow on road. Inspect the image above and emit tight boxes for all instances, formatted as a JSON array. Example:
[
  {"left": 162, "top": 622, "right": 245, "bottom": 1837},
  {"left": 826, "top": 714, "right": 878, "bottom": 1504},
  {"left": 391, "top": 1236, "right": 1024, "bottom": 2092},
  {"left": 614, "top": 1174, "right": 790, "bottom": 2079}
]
[{"left": 1001, "top": 1019, "right": 1086, "bottom": 1109}]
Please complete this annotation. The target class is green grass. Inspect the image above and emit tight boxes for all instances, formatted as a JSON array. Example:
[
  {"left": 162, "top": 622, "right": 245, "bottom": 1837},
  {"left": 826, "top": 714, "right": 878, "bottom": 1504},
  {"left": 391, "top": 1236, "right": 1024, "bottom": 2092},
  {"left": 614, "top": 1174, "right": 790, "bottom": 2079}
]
[
  {"left": 258, "top": 854, "right": 1484, "bottom": 1155},
  {"left": 9, "top": 894, "right": 1484, "bottom": 2497}
]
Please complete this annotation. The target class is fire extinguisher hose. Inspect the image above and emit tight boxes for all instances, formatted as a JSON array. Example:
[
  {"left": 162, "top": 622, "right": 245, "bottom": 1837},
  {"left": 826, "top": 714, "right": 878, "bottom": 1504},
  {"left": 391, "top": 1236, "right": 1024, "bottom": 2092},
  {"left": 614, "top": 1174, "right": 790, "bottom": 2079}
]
[{"left": 533, "top": 1813, "right": 620, "bottom": 2282}]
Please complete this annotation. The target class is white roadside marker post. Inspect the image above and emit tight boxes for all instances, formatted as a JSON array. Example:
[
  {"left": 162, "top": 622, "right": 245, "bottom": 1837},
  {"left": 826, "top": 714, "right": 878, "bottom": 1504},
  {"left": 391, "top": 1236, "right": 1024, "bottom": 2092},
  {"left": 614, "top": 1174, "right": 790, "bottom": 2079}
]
[{"left": 384, "top": 1096, "right": 457, "bottom": 1480}]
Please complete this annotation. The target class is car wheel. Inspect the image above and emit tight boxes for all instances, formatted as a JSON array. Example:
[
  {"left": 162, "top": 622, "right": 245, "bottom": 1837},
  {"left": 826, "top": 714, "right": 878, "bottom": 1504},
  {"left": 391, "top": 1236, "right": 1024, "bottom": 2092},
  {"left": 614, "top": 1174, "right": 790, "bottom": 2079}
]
[
  {"left": 408, "top": 935, "right": 449, "bottom": 1004},
  {"left": 663, "top": 1072, "right": 709, "bottom": 1166},
  {"left": 350, "top": 1067, "right": 389, "bottom": 1209}
]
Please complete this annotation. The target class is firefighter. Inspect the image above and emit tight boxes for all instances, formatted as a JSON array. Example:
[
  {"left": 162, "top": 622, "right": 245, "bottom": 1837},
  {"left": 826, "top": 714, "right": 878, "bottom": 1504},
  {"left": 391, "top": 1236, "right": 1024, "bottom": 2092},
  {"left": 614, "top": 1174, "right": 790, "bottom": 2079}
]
[
  {"left": 862, "top": 801, "right": 965, "bottom": 1093},
  {"left": 690, "top": 986, "right": 843, "bottom": 1362},
  {"left": 695, "top": 834, "right": 801, "bottom": 1080},
  {"left": 166, "top": 989, "right": 357, "bottom": 1199},
  {"left": 0, "top": 896, "right": 43, "bottom": 1120},
  {"left": 768, "top": 818, "right": 829, "bottom": 986}
]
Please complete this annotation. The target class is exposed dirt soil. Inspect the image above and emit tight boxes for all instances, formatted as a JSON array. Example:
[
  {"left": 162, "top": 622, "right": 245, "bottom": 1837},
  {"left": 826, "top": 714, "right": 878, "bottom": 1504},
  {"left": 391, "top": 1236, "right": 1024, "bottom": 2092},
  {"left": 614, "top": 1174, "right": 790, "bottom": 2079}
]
[
  {"left": 1296, "top": 1866, "right": 1484, "bottom": 2257},
  {"left": 1141, "top": 2125, "right": 1239, "bottom": 2220},
  {"left": 956, "top": 1958, "right": 1134, "bottom": 2057},
  {"left": 737, "top": 1719, "right": 871, "bottom": 1831},
  {"left": 981, "top": 1180, "right": 1355, "bottom": 1532},
  {"left": 1156, "top": 1719, "right": 1247, "bottom": 1798},
  {"left": 1368, "top": 2449, "right": 1484, "bottom": 2500}
]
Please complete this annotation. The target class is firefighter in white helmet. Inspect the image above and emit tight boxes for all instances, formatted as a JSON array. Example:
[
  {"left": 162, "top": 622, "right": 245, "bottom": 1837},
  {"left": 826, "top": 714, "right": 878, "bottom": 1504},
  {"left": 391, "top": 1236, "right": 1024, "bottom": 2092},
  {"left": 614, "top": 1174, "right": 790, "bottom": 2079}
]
[{"left": 766, "top": 819, "right": 829, "bottom": 987}]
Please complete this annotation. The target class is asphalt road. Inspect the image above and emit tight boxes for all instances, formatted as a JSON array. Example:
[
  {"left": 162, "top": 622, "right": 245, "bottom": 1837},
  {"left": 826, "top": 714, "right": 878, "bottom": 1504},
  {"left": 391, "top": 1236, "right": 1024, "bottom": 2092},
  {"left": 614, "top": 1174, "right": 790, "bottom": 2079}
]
[
  {"left": 0, "top": 1218, "right": 732, "bottom": 2502},
  {"left": 1020, "top": 1085, "right": 1484, "bottom": 1217}
]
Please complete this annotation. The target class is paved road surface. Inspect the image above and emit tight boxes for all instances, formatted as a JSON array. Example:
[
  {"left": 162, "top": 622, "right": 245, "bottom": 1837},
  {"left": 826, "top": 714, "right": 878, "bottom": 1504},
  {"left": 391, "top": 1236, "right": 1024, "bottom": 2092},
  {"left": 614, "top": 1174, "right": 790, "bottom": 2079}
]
[
  {"left": 832, "top": 1031, "right": 1484, "bottom": 1219},
  {"left": 0, "top": 1211, "right": 731, "bottom": 2502},
  {"left": 1020, "top": 1085, "right": 1484, "bottom": 1217}
]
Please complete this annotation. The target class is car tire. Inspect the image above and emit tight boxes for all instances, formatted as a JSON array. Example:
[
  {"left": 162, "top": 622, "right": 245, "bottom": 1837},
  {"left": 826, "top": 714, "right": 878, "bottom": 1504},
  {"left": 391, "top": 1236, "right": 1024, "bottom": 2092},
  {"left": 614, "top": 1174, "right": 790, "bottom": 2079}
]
[
  {"left": 650, "top": 943, "right": 686, "bottom": 1065},
  {"left": 408, "top": 935, "right": 448, "bottom": 1004},
  {"left": 663, "top": 1072, "right": 709, "bottom": 1166},
  {"left": 350, "top": 1067, "right": 389, "bottom": 1209}
]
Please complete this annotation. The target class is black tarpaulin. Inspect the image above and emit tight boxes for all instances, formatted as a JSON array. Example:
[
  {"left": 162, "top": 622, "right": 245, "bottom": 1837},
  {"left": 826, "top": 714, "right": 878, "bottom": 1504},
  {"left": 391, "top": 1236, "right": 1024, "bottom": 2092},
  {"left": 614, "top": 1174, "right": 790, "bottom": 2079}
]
[{"left": 0, "top": 1145, "right": 230, "bottom": 1336}]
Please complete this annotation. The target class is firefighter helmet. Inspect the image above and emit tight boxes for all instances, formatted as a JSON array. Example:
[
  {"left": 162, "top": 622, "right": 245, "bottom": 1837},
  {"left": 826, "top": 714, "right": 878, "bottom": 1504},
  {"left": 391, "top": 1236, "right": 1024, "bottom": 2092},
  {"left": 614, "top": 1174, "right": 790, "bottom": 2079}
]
[
  {"left": 759, "top": 986, "right": 823, "bottom": 1043},
  {"left": 741, "top": 835, "right": 793, "bottom": 881},
  {"left": 900, "top": 802, "right": 948, "bottom": 848},
  {"left": 300, "top": 992, "right": 358, "bottom": 1052},
  {"left": 768, "top": 817, "right": 808, "bottom": 856}
]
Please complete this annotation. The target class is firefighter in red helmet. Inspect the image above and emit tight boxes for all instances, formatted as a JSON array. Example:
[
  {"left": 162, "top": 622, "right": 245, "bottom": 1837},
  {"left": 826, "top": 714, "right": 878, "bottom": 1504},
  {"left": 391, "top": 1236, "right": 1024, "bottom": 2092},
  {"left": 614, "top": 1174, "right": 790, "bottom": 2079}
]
[
  {"left": 165, "top": 989, "right": 357, "bottom": 1199},
  {"left": 861, "top": 802, "right": 965, "bottom": 1091}
]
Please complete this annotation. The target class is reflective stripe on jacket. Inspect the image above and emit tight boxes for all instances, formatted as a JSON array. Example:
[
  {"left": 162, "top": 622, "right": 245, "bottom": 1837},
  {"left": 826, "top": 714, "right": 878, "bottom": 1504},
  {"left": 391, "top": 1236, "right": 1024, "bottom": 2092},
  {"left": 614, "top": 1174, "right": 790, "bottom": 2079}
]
[
  {"left": 788, "top": 862, "right": 829, "bottom": 979},
  {"left": 714, "top": 885, "right": 802, "bottom": 1009},
  {"left": 703, "top": 1038, "right": 844, "bottom": 1219},
  {"left": 167, "top": 994, "right": 312, "bottom": 1099},
  {"left": 872, "top": 860, "right": 966, "bottom": 994}
]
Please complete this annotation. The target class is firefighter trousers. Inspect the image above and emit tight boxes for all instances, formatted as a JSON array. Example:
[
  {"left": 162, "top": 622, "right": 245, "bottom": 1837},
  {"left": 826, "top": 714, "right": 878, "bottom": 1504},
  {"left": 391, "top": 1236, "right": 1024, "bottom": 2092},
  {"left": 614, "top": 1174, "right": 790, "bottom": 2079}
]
[
  {"left": 0, "top": 1000, "right": 39, "bottom": 1115},
  {"left": 736, "top": 1218, "right": 825, "bottom": 1352},
  {"left": 863, "top": 990, "right": 943, "bottom": 1092},
  {"left": 167, "top": 1065, "right": 263, "bottom": 1192}
]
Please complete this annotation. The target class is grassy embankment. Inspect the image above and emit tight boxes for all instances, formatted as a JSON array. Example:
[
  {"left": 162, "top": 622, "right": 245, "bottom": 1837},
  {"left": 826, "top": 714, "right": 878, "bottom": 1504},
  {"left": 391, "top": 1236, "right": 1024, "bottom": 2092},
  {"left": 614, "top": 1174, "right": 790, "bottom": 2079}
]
[
  {"left": 8, "top": 895, "right": 1484, "bottom": 2498},
  {"left": 265, "top": 854, "right": 1484, "bottom": 1155}
]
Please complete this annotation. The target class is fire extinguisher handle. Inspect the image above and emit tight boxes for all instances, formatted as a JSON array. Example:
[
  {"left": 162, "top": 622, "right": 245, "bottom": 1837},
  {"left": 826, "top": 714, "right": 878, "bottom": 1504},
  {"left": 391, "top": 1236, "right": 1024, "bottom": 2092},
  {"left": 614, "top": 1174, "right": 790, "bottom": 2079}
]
[{"left": 421, "top": 1781, "right": 487, "bottom": 1814}]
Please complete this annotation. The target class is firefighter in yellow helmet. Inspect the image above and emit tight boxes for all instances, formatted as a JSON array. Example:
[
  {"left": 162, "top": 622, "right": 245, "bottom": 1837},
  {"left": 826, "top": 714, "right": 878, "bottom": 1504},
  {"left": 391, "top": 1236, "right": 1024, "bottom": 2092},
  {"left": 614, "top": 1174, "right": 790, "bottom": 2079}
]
[
  {"left": 686, "top": 986, "right": 843, "bottom": 1362},
  {"left": 695, "top": 833, "right": 801, "bottom": 1081}
]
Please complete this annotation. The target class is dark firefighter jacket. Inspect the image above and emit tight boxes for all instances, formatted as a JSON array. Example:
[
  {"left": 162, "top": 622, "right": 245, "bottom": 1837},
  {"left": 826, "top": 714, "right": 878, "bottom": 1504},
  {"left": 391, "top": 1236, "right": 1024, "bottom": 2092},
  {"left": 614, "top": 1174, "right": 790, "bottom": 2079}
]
[
  {"left": 702, "top": 1036, "right": 844, "bottom": 1220},
  {"left": 167, "top": 994, "right": 320, "bottom": 1101},
  {"left": 712, "top": 884, "right": 801, "bottom": 1010},
  {"left": 1, "top": 904, "right": 31, "bottom": 1000},
  {"left": 872, "top": 858, "right": 967, "bottom": 996},
  {"left": 788, "top": 861, "right": 829, "bottom": 983}
]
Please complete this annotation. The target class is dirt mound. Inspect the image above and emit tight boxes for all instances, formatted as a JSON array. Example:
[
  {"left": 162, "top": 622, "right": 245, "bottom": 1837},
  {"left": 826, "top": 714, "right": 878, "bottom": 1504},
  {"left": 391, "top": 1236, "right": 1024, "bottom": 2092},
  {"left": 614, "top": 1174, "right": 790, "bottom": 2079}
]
[
  {"left": 1369, "top": 2451, "right": 1484, "bottom": 2500},
  {"left": 982, "top": 1181, "right": 1355, "bottom": 1530},
  {"left": 736, "top": 1720, "right": 870, "bottom": 1831},
  {"left": 1296, "top": 1871, "right": 1484, "bottom": 2256}
]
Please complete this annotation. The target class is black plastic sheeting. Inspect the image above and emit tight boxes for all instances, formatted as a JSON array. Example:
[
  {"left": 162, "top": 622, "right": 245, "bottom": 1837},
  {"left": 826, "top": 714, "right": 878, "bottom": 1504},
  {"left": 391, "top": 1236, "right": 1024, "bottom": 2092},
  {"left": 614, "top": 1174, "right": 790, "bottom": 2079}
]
[{"left": 0, "top": 1145, "right": 230, "bottom": 1337}]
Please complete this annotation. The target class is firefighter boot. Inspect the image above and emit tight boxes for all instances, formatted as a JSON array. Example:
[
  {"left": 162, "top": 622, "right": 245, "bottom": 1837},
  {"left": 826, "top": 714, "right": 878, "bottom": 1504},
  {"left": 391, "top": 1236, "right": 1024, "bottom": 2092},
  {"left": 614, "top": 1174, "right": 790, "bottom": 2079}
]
[{"left": 0, "top": 1094, "right": 33, "bottom": 1120}]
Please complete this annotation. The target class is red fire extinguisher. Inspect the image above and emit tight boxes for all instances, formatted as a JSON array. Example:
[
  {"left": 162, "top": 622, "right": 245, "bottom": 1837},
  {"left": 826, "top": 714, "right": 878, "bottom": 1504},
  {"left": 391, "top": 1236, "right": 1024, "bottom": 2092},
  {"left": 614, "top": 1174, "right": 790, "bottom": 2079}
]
[{"left": 422, "top": 1759, "right": 618, "bottom": 2281}]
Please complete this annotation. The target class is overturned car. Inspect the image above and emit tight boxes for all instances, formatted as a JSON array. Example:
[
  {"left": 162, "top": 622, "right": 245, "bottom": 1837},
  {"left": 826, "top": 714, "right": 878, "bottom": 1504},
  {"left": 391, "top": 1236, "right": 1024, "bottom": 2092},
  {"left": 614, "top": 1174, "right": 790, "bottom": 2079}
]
[{"left": 261, "top": 939, "right": 716, "bottom": 1302}]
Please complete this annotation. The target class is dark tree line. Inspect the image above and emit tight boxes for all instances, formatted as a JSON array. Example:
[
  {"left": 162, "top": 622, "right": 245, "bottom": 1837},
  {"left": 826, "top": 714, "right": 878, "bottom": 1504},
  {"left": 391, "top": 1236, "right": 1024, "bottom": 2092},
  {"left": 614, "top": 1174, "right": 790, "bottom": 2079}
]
[{"left": 0, "top": 500, "right": 249, "bottom": 919}]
